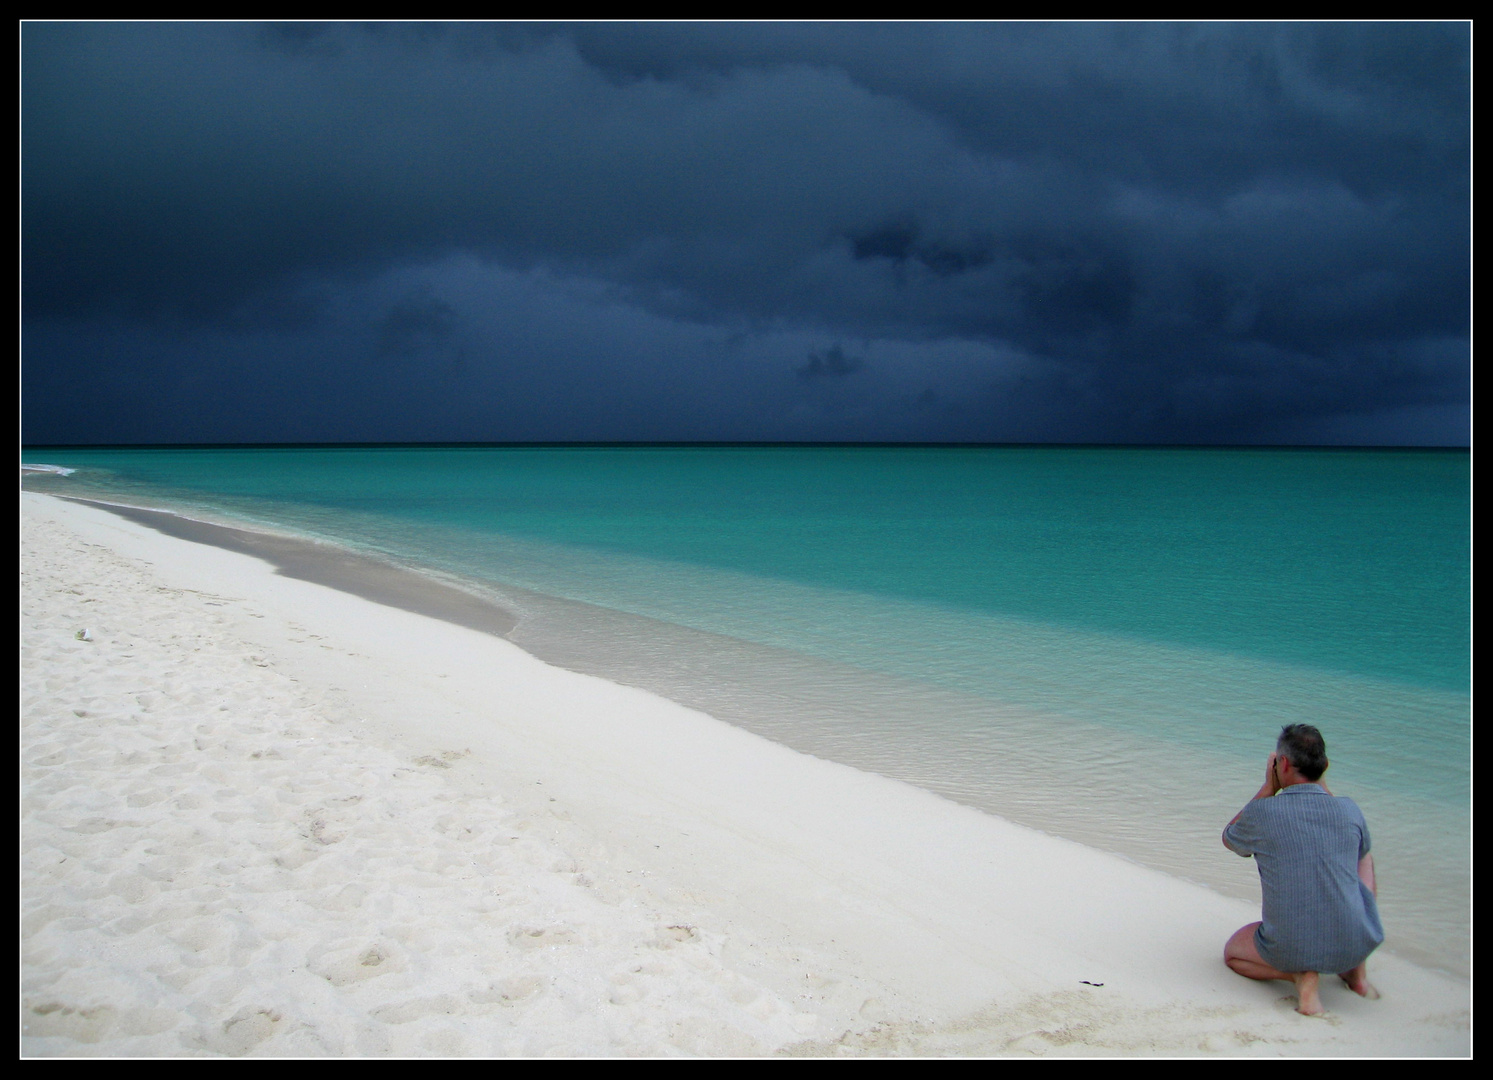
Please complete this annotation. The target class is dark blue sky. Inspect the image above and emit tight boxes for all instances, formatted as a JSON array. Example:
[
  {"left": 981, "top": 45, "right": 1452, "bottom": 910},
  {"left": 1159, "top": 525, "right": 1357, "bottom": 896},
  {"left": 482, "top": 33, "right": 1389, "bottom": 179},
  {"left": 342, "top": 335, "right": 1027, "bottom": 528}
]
[{"left": 22, "top": 22, "right": 1470, "bottom": 445}]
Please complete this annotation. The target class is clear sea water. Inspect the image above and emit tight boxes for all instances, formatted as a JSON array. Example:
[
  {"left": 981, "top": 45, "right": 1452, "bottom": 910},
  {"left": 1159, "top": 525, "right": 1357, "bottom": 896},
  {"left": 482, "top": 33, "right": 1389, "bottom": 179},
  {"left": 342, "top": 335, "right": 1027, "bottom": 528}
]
[{"left": 22, "top": 446, "right": 1471, "bottom": 976}]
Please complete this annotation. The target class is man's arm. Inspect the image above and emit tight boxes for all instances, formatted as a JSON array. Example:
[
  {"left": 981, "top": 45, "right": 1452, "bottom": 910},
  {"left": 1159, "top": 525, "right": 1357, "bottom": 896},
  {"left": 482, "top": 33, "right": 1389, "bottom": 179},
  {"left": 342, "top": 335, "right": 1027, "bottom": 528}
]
[
  {"left": 1222, "top": 752, "right": 1283, "bottom": 849},
  {"left": 1358, "top": 853, "right": 1376, "bottom": 896}
]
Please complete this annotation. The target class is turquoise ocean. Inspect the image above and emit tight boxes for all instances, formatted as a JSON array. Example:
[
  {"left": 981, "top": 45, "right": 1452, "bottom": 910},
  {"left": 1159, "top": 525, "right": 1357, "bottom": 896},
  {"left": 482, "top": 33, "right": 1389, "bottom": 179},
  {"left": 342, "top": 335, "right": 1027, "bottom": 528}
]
[{"left": 22, "top": 446, "right": 1470, "bottom": 976}]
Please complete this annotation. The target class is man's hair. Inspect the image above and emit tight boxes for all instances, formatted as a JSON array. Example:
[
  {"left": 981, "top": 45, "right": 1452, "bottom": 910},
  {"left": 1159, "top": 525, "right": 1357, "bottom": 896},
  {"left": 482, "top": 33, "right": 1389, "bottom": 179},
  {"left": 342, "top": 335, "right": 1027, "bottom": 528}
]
[{"left": 1277, "top": 724, "right": 1328, "bottom": 781}]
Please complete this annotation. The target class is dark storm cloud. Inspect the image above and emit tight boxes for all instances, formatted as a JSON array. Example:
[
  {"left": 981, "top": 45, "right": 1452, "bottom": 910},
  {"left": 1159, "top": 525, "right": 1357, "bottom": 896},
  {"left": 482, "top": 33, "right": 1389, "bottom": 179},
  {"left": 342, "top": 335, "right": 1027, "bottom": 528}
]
[
  {"left": 375, "top": 292, "right": 458, "bottom": 358},
  {"left": 799, "top": 346, "right": 865, "bottom": 381},
  {"left": 22, "top": 21, "right": 1469, "bottom": 444}
]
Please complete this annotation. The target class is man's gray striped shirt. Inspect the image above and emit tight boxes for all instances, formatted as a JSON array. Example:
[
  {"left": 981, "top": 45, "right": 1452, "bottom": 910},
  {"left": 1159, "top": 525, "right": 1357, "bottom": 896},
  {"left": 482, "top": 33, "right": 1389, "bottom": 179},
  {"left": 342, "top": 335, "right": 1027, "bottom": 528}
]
[{"left": 1224, "top": 783, "right": 1384, "bottom": 974}]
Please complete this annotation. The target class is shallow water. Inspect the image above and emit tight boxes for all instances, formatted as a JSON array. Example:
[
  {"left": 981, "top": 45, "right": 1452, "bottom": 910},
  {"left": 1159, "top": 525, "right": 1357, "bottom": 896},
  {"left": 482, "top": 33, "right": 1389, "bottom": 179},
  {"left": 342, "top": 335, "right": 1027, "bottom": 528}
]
[{"left": 22, "top": 445, "right": 1470, "bottom": 975}]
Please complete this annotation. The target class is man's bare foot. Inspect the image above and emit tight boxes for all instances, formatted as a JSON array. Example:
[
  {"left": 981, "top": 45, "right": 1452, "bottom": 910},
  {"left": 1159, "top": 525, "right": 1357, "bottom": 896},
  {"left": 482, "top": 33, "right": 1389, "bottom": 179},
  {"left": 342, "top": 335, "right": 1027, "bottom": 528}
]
[
  {"left": 1339, "top": 968, "right": 1380, "bottom": 999},
  {"left": 1292, "top": 970, "right": 1324, "bottom": 1015}
]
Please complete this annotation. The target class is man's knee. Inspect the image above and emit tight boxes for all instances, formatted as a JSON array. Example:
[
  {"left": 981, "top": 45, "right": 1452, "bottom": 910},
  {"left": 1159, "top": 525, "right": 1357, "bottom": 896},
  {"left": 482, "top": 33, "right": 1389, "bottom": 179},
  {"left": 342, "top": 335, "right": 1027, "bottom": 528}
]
[{"left": 1224, "top": 922, "right": 1263, "bottom": 963}]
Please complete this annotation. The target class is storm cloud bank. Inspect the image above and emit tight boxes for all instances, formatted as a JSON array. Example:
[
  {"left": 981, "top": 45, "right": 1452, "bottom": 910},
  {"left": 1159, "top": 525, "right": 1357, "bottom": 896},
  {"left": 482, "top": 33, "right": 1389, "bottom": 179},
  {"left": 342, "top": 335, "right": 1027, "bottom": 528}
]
[{"left": 23, "top": 22, "right": 1469, "bottom": 444}]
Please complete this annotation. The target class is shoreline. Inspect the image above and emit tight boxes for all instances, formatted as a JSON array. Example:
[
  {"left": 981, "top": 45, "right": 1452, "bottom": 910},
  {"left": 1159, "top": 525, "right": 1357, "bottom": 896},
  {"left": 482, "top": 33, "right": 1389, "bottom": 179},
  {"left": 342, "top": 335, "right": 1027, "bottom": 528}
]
[
  {"left": 22, "top": 492, "right": 1471, "bottom": 1056},
  {"left": 53, "top": 496, "right": 522, "bottom": 639},
  {"left": 29, "top": 484, "right": 1471, "bottom": 978}
]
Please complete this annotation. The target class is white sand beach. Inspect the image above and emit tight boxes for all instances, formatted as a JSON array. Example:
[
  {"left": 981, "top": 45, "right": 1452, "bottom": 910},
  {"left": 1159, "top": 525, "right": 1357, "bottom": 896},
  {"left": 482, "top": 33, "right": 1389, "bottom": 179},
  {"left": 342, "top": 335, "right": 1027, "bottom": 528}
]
[{"left": 21, "top": 491, "right": 1471, "bottom": 1057}]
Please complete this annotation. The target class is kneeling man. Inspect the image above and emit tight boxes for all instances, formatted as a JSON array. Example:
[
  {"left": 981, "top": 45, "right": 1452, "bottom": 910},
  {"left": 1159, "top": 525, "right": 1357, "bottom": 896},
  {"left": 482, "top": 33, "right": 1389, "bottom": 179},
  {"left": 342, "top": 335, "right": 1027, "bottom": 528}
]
[{"left": 1222, "top": 724, "right": 1384, "bottom": 1015}]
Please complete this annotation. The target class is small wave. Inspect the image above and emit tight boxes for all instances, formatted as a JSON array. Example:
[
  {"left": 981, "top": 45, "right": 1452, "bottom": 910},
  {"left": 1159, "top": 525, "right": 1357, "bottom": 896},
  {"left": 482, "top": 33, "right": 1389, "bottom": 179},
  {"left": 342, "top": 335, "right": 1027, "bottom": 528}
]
[{"left": 21, "top": 463, "right": 76, "bottom": 476}]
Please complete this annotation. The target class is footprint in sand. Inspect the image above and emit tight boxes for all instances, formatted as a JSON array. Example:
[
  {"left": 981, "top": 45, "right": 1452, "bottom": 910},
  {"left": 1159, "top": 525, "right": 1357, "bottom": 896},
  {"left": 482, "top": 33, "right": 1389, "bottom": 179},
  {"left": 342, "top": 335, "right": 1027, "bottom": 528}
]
[
  {"left": 371, "top": 995, "right": 462, "bottom": 1025},
  {"left": 608, "top": 972, "right": 646, "bottom": 1006},
  {"left": 507, "top": 925, "right": 577, "bottom": 951},
  {"left": 196, "top": 1007, "right": 283, "bottom": 1056},
  {"left": 654, "top": 923, "right": 699, "bottom": 948},
  {"left": 23, "top": 1001, "right": 118, "bottom": 1043},
  {"left": 471, "top": 975, "right": 545, "bottom": 1006},
  {"left": 309, "top": 941, "right": 405, "bottom": 986}
]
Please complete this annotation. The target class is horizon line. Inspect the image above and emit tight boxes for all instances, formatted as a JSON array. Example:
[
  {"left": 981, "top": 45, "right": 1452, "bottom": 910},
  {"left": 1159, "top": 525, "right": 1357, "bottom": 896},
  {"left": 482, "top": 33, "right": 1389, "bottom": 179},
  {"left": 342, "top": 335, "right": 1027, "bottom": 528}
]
[{"left": 21, "top": 440, "right": 1471, "bottom": 453}]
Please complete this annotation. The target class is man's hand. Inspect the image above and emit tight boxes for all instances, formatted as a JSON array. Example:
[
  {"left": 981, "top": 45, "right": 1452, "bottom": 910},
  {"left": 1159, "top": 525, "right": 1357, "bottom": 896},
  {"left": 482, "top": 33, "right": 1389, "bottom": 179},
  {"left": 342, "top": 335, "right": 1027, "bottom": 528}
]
[
  {"left": 1265, "top": 752, "right": 1282, "bottom": 795},
  {"left": 1225, "top": 752, "right": 1286, "bottom": 842}
]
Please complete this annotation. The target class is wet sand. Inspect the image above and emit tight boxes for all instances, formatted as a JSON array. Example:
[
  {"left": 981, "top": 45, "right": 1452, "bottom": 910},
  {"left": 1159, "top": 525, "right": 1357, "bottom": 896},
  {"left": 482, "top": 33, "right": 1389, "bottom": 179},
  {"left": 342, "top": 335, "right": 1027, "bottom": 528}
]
[{"left": 58, "top": 497, "right": 520, "bottom": 638}]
